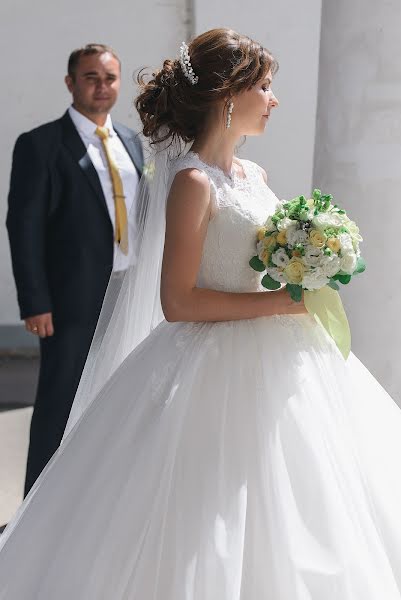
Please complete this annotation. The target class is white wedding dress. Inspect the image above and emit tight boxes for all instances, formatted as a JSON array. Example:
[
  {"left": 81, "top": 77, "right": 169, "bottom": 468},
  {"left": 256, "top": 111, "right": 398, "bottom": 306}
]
[{"left": 1, "top": 151, "right": 401, "bottom": 599}]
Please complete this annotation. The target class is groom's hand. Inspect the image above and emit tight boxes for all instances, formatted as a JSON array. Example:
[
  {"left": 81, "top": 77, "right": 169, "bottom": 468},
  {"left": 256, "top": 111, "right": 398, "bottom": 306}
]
[{"left": 25, "top": 313, "right": 54, "bottom": 338}]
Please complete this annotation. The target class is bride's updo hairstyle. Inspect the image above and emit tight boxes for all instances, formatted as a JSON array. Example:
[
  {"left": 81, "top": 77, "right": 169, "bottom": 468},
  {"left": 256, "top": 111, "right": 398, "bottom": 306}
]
[{"left": 135, "top": 28, "right": 278, "bottom": 145}]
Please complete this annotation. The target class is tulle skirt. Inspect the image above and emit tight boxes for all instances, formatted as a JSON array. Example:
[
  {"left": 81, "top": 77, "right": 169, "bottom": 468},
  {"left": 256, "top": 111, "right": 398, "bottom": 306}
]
[{"left": 1, "top": 314, "right": 401, "bottom": 599}]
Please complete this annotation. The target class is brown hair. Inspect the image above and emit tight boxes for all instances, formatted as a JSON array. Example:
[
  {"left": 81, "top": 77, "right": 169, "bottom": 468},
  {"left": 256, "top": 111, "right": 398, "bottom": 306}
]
[
  {"left": 135, "top": 28, "right": 278, "bottom": 145},
  {"left": 68, "top": 43, "right": 121, "bottom": 79}
]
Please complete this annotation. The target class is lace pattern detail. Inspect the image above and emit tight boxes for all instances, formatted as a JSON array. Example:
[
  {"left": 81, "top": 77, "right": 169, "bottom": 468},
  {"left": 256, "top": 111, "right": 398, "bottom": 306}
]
[{"left": 169, "top": 150, "right": 280, "bottom": 293}]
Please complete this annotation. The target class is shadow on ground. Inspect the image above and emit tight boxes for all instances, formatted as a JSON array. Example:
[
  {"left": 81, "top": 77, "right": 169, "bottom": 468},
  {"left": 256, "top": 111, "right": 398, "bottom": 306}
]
[{"left": 0, "top": 356, "right": 38, "bottom": 411}]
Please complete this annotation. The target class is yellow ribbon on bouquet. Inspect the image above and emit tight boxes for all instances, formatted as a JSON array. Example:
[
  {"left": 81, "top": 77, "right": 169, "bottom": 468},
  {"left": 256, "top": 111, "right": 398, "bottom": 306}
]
[{"left": 304, "top": 286, "right": 351, "bottom": 359}]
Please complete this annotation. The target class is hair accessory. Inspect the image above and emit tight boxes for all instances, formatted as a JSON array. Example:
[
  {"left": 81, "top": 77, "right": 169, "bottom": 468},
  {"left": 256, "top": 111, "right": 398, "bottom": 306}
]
[
  {"left": 179, "top": 42, "right": 199, "bottom": 85},
  {"left": 226, "top": 100, "right": 234, "bottom": 129}
]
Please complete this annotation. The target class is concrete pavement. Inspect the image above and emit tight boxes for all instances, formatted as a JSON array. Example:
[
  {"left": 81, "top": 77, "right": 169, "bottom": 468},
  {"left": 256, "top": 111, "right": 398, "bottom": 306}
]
[
  {"left": 0, "top": 407, "right": 32, "bottom": 526},
  {"left": 0, "top": 357, "right": 38, "bottom": 527}
]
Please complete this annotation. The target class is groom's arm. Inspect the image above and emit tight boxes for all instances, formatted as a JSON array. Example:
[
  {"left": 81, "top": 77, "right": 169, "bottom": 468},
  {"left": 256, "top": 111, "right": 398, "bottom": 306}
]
[{"left": 6, "top": 132, "right": 53, "bottom": 320}]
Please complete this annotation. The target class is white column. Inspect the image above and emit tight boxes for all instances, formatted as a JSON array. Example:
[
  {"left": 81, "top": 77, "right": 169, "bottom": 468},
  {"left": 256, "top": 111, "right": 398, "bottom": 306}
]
[{"left": 314, "top": 0, "right": 401, "bottom": 401}]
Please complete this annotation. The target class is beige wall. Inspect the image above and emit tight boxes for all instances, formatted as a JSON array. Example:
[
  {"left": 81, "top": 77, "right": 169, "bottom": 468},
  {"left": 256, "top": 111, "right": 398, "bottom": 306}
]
[{"left": 0, "top": 0, "right": 188, "bottom": 325}]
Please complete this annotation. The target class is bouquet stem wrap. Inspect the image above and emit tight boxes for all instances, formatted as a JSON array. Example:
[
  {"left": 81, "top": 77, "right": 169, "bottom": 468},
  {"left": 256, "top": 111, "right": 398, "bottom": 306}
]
[{"left": 304, "top": 287, "right": 351, "bottom": 359}]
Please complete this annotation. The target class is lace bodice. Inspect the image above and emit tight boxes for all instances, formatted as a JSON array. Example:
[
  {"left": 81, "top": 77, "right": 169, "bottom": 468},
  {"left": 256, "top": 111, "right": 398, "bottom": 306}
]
[{"left": 170, "top": 151, "right": 279, "bottom": 293}]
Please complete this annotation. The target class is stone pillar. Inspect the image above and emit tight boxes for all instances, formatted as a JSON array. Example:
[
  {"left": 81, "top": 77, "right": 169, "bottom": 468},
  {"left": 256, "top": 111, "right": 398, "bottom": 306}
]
[{"left": 314, "top": 0, "right": 401, "bottom": 401}]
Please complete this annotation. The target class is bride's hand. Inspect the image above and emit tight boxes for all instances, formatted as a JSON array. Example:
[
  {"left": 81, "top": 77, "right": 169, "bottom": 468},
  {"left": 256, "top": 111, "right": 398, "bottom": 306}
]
[{"left": 271, "top": 287, "right": 308, "bottom": 315}]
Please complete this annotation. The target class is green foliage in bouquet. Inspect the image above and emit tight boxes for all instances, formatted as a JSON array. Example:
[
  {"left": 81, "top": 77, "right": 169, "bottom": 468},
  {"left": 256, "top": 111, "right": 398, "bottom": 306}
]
[{"left": 249, "top": 189, "right": 365, "bottom": 302}]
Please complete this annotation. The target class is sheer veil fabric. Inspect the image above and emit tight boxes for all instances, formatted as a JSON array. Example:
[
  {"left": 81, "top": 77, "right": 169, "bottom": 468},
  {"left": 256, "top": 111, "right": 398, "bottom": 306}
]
[{"left": 63, "top": 139, "right": 183, "bottom": 439}]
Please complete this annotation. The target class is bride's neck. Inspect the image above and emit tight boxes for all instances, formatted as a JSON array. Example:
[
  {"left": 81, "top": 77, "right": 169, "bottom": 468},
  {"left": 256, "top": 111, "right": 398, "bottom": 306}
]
[{"left": 190, "top": 124, "right": 240, "bottom": 176}]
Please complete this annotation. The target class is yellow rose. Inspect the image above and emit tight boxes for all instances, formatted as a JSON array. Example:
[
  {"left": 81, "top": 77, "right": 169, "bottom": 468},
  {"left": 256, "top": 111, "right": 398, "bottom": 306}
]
[
  {"left": 284, "top": 257, "right": 305, "bottom": 284},
  {"left": 263, "top": 234, "right": 277, "bottom": 249},
  {"left": 257, "top": 227, "right": 267, "bottom": 241},
  {"left": 327, "top": 237, "right": 341, "bottom": 253},
  {"left": 307, "top": 198, "right": 315, "bottom": 208},
  {"left": 309, "top": 229, "right": 327, "bottom": 248},
  {"left": 276, "top": 230, "right": 287, "bottom": 246},
  {"left": 260, "top": 248, "right": 271, "bottom": 266}
]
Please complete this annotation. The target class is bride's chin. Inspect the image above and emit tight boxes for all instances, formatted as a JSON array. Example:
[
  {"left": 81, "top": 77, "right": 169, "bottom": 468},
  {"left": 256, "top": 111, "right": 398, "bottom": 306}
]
[
  {"left": 246, "top": 127, "right": 267, "bottom": 137},
  {"left": 239, "top": 116, "right": 268, "bottom": 136},
  {"left": 251, "top": 120, "right": 270, "bottom": 136}
]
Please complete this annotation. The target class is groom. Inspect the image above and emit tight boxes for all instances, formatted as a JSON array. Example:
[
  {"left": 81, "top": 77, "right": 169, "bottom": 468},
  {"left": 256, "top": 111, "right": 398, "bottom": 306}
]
[{"left": 7, "top": 43, "right": 144, "bottom": 495}]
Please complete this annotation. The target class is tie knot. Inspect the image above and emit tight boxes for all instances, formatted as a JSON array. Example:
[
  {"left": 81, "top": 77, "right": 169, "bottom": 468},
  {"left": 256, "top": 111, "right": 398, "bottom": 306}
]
[{"left": 95, "top": 126, "right": 109, "bottom": 140}]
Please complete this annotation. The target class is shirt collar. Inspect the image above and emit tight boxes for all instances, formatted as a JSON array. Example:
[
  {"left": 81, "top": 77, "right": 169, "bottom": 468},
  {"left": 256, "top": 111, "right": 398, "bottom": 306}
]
[{"left": 68, "top": 105, "right": 116, "bottom": 138}]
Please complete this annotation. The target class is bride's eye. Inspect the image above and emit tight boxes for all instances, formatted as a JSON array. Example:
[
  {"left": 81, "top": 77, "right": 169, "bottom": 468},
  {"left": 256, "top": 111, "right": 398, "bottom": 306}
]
[{"left": 262, "top": 85, "right": 271, "bottom": 93}]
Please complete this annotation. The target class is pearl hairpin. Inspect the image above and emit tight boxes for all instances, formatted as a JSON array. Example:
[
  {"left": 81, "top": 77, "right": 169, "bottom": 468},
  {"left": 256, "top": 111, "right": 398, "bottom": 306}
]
[{"left": 179, "top": 42, "right": 199, "bottom": 85}]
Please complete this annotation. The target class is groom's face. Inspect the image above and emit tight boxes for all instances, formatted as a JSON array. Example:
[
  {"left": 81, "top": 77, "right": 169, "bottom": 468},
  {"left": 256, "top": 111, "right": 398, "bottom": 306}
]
[{"left": 65, "top": 52, "right": 121, "bottom": 118}]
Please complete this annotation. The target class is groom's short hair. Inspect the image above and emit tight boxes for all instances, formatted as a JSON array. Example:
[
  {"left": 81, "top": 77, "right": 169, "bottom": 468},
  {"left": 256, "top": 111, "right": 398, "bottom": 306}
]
[{"left": 68, "top": 44, "right": 121, "bottom": 79}]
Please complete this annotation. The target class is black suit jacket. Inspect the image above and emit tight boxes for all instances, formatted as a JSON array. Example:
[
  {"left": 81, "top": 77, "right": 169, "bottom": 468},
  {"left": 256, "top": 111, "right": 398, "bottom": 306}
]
[{"left": 6, "top": 111, "right": 144, "bottom": 326}]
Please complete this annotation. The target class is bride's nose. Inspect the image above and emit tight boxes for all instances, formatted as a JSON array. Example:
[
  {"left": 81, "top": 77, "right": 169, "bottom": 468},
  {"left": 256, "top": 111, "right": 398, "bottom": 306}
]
[{"left": 269, "top": 92, "right": 279, "bottom": 108}]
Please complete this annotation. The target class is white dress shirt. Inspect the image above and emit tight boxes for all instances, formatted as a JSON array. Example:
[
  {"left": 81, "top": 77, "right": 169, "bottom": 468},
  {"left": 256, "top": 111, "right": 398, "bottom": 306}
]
[{"left": 68, "top": 105, "right": 139, "bottom": 271}]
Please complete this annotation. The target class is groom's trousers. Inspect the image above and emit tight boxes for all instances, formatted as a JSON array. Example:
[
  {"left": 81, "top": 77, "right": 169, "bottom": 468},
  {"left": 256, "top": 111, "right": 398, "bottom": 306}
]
[
  {"left": 24, "top": 322, "right": 96, "bottom": 496},
  {"left": 23, "top": 270, "right": 126, "bottom": 497}
]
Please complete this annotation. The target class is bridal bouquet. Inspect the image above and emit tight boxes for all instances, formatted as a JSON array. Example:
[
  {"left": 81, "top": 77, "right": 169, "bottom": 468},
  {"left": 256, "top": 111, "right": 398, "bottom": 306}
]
[{"left": 250, "top": 189, "right": 365, "bottom": 302}]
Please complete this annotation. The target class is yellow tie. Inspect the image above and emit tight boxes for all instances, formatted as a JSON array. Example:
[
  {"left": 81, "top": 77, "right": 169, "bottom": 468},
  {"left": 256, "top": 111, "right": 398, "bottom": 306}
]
[{"left": 95, "top": 126, "right": 128, "bottom": 255}]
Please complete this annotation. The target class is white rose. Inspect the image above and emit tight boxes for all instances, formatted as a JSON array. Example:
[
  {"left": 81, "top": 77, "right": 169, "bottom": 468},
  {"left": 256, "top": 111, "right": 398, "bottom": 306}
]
[
  {"left": 287, "top": 227, "right": 308, "bottom": 247},
  {"left": 277, "top": 217, "right": 298, "bottom": 232},
  {"left": 312, "top": 212, "right": 343, "bottom": 230},
  {"left": 339, "top": 233, "right": 353, "bottom": 252},
  {"left": 340, "top": 252, "right": 357, "bottom": 274},
  {"left": 302, "top": 268, "right": 329, "bottom": 290},
  {"left": 271, "top": 248, "right": 290, "bottom": 267},
  {"left": 347, "top": 220, "right": 363, "bottom": 242},
  {"left": 266, "top": 266, "right": 286, "bottom": 283},
  {"left": 321, "top": 254, "right": 341, "bottom": 277},
  {"left": 304, "top": 245, "right": 323, "bottom": 267}
]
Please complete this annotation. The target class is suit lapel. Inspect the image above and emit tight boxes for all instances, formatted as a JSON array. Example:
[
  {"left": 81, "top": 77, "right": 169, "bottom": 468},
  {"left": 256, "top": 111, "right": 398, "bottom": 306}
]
[
  {"left": 113, "top": 123, "right": 143, "bottom": 178},
  {"left": 60, "top": 111, "right": 110, "bottom": 219}
]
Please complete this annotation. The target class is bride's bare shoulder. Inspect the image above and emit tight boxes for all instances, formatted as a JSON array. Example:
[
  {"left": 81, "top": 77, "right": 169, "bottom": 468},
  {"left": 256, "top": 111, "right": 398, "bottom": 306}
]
[
  {"left": 167, "top": 168, "right": 211, "bottom": 214},
  {"left": 170, "top": 167, "right": 210, "bottom": 192}
]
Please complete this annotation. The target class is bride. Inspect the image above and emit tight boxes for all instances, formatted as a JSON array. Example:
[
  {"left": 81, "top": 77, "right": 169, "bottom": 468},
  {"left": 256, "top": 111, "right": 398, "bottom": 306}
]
[{"left": 1, "top": 27, "right": 401, "bottom": 599}]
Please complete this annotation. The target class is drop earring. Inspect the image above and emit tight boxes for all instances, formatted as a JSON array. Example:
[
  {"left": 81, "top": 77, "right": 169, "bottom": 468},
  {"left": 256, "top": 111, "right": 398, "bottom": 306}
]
[{"left": 226, "top": 101, "right": 234, "bottom": 129}]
